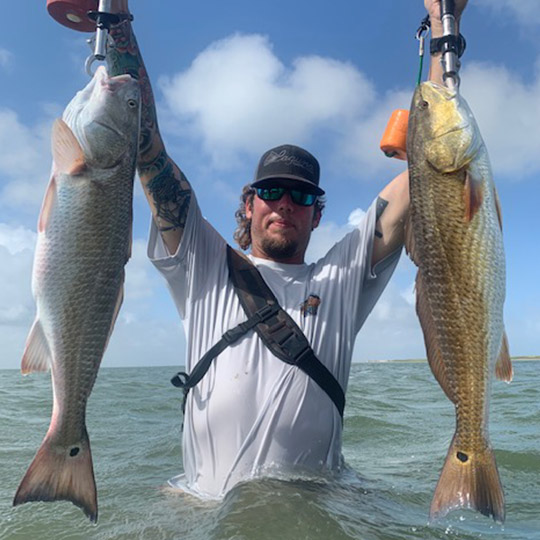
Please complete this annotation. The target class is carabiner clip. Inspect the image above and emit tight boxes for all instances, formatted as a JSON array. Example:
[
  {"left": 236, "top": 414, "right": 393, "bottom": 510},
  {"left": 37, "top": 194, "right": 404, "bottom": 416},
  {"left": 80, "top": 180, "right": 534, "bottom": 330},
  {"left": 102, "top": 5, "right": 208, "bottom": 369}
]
[
  {"left": 415, "top": 15, "right": 430, "bottom": 85},
  {"left": 415, "top": 15, "right": 431, "bottom": 42}
]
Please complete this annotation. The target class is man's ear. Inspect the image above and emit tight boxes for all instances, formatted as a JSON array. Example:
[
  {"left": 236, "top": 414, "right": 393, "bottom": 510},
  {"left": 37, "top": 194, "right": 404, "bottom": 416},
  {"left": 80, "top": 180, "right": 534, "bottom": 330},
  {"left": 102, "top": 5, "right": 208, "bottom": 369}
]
[{"left": 245, "top": 199, "right": 253, "bottom": 220}]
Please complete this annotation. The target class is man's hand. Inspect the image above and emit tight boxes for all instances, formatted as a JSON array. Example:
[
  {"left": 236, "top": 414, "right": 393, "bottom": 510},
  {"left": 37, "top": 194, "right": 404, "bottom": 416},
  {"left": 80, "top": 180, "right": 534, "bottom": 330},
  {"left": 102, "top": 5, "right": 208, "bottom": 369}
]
[{"left": 424, "top": 0, "right": 468, "bottom": 37}]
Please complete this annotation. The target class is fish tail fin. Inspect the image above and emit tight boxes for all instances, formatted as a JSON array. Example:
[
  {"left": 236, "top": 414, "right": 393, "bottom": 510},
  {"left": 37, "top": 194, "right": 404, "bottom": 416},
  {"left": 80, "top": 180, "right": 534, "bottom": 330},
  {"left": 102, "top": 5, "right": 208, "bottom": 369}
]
[
  {"left": 13, "top": 428, "right": 98, "bottom": 522},
  {"left": 430, "top": 437, "right": 505, "bottom": 523}
]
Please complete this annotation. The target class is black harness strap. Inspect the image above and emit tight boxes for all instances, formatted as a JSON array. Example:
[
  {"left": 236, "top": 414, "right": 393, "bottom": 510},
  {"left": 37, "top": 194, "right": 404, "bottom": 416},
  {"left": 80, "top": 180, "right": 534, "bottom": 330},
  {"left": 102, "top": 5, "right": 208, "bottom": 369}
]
[
  {"left": 171, "top": 300, "right": 280, "bottom": 414},
  {"left": 171, "top": 246, "right": 345, "bottom": 420}
]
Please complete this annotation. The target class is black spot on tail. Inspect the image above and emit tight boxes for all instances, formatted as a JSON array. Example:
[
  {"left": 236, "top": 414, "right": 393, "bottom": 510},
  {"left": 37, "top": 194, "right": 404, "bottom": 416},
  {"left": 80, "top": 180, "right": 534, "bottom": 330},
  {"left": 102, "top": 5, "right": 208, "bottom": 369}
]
[
  {"left": 70, "top": 447, "right": 80, "bottom": 457},
  {"left": 457, "top": 451, "right": 469, "bottom": 463}
]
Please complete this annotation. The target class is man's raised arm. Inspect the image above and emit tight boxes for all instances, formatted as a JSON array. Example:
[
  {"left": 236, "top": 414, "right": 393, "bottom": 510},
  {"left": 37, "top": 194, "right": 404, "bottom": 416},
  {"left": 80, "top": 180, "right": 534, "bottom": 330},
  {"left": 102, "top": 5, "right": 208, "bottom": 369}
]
[{"left": 107, "top": 0, "right": 191, "bottom": 255}]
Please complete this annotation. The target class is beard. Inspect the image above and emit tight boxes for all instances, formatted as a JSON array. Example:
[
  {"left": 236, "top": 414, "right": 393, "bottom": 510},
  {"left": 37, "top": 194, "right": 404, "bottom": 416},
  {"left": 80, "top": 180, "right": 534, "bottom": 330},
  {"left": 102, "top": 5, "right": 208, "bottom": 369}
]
[{"left": 259, "top": 235, "right": 299, "bottom": 261}]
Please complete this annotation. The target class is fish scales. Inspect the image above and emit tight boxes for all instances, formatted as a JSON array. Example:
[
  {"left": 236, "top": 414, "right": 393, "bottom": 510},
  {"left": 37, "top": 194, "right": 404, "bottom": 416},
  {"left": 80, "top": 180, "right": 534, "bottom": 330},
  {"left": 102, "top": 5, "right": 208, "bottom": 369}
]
[
  {"left": 406, "top": 81, "right": 510, "bottom": 523},
  {"left": 13, "top": 66, "right": 140, "bottom": 523}
]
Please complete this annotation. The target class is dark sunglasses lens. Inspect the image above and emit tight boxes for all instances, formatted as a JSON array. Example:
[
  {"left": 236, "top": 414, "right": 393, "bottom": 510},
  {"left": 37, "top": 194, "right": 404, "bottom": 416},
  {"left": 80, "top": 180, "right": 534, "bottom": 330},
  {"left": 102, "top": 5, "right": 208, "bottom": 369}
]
[
  {"left": 257, "top": 187, "right": 285, "bottom": 201},
  {"left": 290, "top": 190, "right": 317, "bottom": 206}
]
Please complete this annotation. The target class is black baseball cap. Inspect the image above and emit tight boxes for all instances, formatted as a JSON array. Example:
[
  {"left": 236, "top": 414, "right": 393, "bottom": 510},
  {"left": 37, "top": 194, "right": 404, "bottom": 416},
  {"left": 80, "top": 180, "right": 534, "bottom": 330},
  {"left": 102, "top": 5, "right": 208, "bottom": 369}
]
[{"left": 251, "top": 144, "right": 325, "bottom": 196}]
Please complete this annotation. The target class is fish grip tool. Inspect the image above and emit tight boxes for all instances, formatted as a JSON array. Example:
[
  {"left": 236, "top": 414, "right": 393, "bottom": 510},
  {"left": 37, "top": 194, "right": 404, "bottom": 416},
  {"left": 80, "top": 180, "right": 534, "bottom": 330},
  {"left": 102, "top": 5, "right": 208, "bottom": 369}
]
[
  {"left": 85, "top": 2, "right": 133, "bottom": 76},
  {"left": 436, "top": 0, "right": 463, "bottom": 90},
  {"left": 379, "top": 2, "right": 464, "bottom": 159},
  {"left": 46, "top": 0, "right": 132, "bottom": 76}
]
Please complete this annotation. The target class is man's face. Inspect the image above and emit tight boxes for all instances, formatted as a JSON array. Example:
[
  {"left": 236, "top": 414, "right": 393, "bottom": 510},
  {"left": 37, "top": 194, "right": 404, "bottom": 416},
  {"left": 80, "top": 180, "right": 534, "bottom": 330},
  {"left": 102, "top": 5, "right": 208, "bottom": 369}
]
[{"left": 246, "top": 184, "right": 321, "bottom": 264}]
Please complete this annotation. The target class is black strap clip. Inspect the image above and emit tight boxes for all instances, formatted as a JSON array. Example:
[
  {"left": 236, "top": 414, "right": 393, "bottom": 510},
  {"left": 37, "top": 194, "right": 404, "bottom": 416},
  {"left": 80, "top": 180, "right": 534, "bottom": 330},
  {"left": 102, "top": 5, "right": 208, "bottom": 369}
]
[
  {"left": 171, "top": 372, "right": 191, "bottom": 423},
  {"left": 171, "top": 371, "right": 190, "bottom": 389},
  {"left": 430, "top": 33, "right": 466, "bottom": 58}
]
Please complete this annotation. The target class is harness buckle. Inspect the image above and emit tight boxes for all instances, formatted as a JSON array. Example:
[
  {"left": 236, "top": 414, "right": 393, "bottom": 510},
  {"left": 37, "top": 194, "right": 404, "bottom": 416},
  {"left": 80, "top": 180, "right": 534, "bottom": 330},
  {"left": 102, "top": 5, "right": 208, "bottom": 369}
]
[{"left": 171, "top": 371, "right": 190, "bottom": 389}]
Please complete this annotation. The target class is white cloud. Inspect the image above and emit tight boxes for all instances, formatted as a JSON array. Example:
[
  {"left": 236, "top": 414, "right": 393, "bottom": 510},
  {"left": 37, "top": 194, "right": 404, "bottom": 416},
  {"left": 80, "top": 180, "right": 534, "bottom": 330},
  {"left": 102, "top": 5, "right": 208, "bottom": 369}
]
[
  {"left": 460, "top": 61, "right": 540, "bottom": 180},
  {"left": 0, "top": 224, "right": 36, "bottom": 254},
  {"left": 306, "top": 207, "right": 367, "bottom": 263},
  {"left": 124, "top": 238, "right": 162, "bottom": 301},
  {"left": 0, "top": 226, "right": 35, "bottom": 328},
  {"left": 0, "top": 48, "right": 13, "bottom": 69},
  {"left": 0, "top": 109, "right": 53, "bottom": 212},
  {"left": 158, "top": 32, "right": 540, "bottom": 184},
  {"left": 159, "top": 33, "right": 376, "bottom": 169},
  {"left": 354, "top": 278, "right": 425, "bottom": 362},
  {"left": 476, "top": 0, "right": 540, "bottom": 26},
  {"left": 348, "top": 208, "right": 367, "bottom": 227}
]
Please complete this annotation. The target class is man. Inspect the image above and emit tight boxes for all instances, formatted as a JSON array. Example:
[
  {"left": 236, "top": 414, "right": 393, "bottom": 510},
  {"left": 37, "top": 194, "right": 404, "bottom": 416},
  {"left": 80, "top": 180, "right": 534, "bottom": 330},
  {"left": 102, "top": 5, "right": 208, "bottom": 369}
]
[{"left": 107, "top": 0, "right": 467, "bottom": 498}]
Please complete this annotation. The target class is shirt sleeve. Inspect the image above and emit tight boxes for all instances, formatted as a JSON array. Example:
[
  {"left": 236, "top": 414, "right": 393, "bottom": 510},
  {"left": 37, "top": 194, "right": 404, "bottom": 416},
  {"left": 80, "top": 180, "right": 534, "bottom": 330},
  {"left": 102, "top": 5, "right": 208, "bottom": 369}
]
[
  {"left": 147, "top": 193, "right": 228, "bottom": 319},
  {"left": 314, "top": 198, "right": 401, "bottom": 336}
]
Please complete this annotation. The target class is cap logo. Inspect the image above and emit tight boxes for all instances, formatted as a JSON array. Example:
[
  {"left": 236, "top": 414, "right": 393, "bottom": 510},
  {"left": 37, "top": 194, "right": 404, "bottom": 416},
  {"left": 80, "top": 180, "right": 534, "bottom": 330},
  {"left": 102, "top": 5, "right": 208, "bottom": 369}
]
[{"left": 263, "top": 149, "right": 315, "bottom": 175}]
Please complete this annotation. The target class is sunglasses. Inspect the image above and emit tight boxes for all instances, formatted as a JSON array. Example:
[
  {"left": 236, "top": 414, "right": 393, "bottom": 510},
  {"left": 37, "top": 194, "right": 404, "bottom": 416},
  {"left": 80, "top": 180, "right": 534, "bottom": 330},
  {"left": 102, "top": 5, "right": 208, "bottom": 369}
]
[{"left": 256, "top": 187, "right": 318, "bottom": 207}]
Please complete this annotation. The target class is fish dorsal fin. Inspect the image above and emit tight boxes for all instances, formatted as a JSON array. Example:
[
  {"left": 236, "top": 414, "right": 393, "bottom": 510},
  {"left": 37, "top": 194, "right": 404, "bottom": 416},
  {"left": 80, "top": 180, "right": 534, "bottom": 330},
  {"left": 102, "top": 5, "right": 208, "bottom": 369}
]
[
  {"left": 52, "top": 118, "right": 87, "bottom": 176},
  {"left": 464, "top": 170, "right": 484, "bottom": 222},
  {"left": 38, "top": 176, "right": 57, "bottom": 233},
  {"left": 21, "top": 318, "right": 52, "bottom": 374},
  {"left": 415, "top": 271, "right": 456, "bottom": 403},
  {"left": 495, "top": 332, "right": 513, "bottom": 382}
]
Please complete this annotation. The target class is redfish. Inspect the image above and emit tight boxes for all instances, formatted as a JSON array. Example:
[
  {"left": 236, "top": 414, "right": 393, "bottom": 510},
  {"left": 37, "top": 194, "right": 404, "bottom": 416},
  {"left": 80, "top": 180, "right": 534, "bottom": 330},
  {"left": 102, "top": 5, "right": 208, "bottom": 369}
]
[
  {"left": 406, "top": 81, "right": 512, "bottom": 523},
  {"left": 13, "top": 66, "right": 140, "bottom": 522}
]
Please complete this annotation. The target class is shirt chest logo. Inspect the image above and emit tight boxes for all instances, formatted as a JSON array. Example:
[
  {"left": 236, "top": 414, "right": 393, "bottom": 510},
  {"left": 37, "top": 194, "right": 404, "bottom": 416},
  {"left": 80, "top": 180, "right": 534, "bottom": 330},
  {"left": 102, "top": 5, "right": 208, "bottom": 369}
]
[{"left": 300, "top": 294, "right": 321, "bottom": 317}]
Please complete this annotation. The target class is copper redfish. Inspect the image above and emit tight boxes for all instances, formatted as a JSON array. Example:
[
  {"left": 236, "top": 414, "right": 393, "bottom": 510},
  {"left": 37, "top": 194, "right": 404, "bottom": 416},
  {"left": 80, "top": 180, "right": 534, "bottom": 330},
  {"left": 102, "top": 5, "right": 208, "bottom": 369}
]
[{"left": 406, "top": 81, "right": 512, "bottom": 523}]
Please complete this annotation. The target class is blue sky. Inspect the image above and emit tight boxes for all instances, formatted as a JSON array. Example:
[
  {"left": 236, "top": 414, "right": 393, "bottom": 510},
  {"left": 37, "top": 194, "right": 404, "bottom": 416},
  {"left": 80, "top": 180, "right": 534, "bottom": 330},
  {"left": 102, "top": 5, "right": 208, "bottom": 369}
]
[{"left": 1, "top": 1, "right": 538, "bottom": 369}]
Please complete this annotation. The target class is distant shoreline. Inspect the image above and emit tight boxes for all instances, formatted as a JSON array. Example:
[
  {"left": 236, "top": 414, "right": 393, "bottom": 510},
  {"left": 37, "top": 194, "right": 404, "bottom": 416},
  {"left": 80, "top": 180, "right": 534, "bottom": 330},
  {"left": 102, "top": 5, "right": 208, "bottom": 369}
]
[
  {"left": 1, "top": 356, "right": 539, "bottom": 371},
  {"left": 364, "top": 356, "right": 540, "bottom": 364}
]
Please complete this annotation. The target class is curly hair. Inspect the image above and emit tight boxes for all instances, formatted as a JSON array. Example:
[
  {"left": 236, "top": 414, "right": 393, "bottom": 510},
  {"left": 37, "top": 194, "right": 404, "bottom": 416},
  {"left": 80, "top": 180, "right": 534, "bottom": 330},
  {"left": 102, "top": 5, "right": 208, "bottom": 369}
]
[{"left": 233, "top": 183, "right": 326, "bottom": 251}]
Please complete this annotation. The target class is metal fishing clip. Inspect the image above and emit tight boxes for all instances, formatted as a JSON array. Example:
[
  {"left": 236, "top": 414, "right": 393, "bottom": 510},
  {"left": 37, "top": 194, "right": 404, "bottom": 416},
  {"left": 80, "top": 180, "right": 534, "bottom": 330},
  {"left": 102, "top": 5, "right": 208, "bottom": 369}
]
[
  {"left": 415, "top": 15, "right": 430, "bottom": 85},
  {"left": 439, "top": 0, "right": 460, "bottom": 90},
  {"left": 84, "top": 0, "right": 133, "bottom": 76}
]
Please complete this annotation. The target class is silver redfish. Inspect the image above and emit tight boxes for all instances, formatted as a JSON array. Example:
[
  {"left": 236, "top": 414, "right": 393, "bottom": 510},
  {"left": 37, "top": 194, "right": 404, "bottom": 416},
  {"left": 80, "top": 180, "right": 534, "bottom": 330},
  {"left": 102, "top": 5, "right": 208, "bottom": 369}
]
[
  {"left": 406, "top": 81, "right": 512, "bottom": 523},
  {"left": 13, "top": 66, "right": 140, "bottom": 522}
]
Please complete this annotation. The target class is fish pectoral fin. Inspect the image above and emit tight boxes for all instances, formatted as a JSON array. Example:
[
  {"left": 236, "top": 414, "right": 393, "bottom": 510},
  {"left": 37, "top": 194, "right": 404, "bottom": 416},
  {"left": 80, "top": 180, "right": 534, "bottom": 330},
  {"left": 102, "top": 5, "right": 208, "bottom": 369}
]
[
  {"left": 52, "top": 118, "right": 87, "bottom": 176},
  {"left": 38, "top": 176, "right": 57, "bottom": 233},
  {"left": 416, "top": 271, "right": 456, "bottom": 403},
  {"left": 21, "top": 318, "right": 52, "bottom": 374},
  {"left": 495, "top": 331, "right": 513, "bottom": 382},
  {"left": 463, "top": 170, "right": 484, "bottom": 222}
]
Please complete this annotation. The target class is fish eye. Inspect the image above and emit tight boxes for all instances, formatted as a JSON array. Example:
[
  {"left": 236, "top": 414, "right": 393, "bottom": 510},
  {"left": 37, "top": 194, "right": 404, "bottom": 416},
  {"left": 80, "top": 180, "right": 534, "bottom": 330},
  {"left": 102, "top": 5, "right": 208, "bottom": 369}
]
[
  {"left": 127, "top": 99, "right": 138, "bottom": 109},
  {"left": 420, "top": 100, "right": 429, "bottom": 110}
]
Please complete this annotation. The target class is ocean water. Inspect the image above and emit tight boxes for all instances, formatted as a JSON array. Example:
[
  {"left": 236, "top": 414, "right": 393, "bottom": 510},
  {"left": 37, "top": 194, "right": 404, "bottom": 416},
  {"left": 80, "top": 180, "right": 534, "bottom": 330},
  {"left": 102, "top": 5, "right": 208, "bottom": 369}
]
[{"left": 0, "top": 361, "right": 538, "bottom": 540}]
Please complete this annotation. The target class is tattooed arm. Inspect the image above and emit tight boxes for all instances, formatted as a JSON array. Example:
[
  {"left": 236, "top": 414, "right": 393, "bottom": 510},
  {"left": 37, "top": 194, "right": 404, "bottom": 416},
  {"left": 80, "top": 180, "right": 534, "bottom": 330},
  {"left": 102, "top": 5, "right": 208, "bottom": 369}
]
[
  {"left": 107, "top": 1, "right": 191, "bottom": 255},
  {"left": 371, "top": 170, "right": 409, "bottom": 267}
]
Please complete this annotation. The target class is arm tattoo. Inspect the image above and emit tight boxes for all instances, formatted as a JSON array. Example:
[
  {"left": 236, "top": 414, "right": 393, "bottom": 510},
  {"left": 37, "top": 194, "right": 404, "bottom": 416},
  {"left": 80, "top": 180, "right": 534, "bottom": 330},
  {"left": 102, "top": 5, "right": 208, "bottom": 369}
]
[
  {"left": 107, "top": 21, "right": 158, "bottom": 157},
  {"left": 107, "top": 20, "right": 192, "bottom": 235},
  {"left": 375, "top": 197, "right": 389, "bottom": 239},
  {"left": 139, "top": 149, "right": 169, "bottom": 177},
  {"left": 146, "top": 164, "right": 192, "bottom": 232}
]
